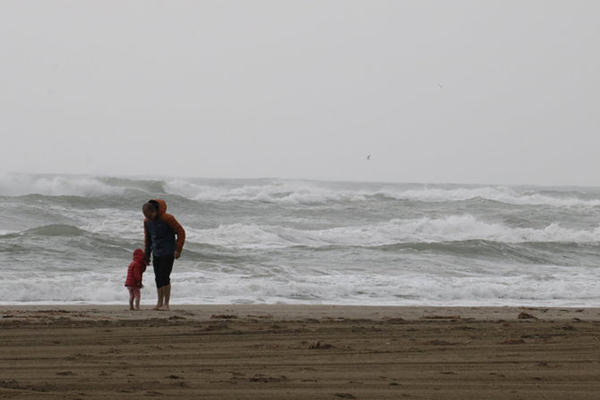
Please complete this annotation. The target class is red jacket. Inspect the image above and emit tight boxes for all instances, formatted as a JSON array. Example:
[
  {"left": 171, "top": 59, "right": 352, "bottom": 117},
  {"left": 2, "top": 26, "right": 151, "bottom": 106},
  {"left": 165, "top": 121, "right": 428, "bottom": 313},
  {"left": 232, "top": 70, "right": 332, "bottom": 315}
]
[{"left": 125, "top": 249, "right": 147, "bottom": 287}]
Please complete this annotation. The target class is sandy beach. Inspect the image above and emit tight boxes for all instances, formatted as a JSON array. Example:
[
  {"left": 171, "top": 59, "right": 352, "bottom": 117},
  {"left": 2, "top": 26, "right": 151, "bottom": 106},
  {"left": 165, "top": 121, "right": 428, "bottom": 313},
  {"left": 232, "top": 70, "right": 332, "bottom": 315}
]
[{"left": 1, "top": 305, "right": 600, "bottom": 399}]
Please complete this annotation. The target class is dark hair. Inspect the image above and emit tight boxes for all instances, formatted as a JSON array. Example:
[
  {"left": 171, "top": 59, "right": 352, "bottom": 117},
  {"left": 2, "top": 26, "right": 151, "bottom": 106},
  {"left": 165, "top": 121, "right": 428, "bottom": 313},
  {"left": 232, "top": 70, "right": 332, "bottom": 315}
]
[
  {"left": 143, "top": 200, "right": 160, "bottom": 213},
  {"left": 148, "top": 200, "right": 160, "bottom": 211}
]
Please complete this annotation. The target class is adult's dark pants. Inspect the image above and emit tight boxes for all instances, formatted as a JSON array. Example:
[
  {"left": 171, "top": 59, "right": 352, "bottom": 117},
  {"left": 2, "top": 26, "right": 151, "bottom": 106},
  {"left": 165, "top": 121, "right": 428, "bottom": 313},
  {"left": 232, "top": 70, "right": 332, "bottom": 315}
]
[{"left": 153, "top": 255, "right": 174, "bottom": 288}]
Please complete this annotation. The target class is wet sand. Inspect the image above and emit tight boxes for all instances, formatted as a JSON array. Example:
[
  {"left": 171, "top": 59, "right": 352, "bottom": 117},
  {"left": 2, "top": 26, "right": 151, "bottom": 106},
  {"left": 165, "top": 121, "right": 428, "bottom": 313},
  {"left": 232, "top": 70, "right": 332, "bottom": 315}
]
[{"left": 1, "top": 305, "right": 600, "bottom": 399}]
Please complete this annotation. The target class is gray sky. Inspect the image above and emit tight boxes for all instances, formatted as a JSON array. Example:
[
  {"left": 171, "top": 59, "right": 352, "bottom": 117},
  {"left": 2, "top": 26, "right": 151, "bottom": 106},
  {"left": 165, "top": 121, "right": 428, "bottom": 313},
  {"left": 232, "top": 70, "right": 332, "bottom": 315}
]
[{"left": 2, "top": 1, "right": 599, "bottom": 186}]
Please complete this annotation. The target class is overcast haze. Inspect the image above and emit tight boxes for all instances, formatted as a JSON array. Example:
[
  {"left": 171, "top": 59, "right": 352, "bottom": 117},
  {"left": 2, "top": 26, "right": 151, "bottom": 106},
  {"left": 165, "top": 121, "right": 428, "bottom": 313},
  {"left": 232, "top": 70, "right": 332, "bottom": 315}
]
[{"left": 2, "top": 1, "right": 599, "bottom": 186}]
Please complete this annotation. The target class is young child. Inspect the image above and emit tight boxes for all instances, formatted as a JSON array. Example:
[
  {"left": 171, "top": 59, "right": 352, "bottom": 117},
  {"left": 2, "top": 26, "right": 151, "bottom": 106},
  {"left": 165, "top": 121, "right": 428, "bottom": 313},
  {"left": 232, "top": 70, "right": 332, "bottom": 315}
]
[{"left": 125, "top": 249, "right": 147, "bottom": 310}]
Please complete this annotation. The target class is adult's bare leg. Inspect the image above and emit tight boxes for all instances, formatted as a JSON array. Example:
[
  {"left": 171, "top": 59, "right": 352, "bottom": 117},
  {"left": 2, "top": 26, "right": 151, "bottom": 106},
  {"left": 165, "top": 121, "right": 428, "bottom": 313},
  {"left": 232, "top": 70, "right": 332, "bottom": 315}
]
[
  {"left": 162, "top": 284, "right": 171, "bottom": 311},
  {"left": 154, "top": 287, "right": 164, "bottom": 310}
]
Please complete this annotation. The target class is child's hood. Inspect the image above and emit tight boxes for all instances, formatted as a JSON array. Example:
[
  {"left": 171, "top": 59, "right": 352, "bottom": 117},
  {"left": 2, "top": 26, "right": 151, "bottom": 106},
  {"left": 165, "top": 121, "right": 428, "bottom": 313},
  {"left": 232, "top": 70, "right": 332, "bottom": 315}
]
[{"left": 132, "top": 249, "right": 146, "bottom": 262}]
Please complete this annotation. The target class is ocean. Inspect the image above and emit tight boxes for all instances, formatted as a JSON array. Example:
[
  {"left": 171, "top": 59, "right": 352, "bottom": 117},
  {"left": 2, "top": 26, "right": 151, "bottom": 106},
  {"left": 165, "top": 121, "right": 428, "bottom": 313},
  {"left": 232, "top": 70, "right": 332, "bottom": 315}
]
[{"left": 1, "top": 173, "right": 600, "bottom": 307}]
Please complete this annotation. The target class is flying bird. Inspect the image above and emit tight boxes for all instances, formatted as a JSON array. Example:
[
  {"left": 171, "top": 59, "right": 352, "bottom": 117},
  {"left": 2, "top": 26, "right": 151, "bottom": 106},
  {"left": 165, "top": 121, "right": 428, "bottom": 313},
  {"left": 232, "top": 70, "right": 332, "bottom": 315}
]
[{"left": 366, "top": 154, "right": 371, "bottom": 160}]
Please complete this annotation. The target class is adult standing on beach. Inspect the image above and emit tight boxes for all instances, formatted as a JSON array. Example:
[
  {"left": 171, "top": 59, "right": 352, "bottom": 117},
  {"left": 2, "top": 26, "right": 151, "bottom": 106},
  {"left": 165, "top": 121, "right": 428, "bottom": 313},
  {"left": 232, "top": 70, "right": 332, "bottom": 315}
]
[{"left": 143, "top": 199, "right": 185, "bottom": 311}]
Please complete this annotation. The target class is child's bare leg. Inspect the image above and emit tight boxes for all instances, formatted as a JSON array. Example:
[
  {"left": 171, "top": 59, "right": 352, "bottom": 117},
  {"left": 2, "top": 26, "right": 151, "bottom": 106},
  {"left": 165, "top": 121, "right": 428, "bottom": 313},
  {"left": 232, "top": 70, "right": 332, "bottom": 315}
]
[
  {"left": 128, "top": 288, "right": 135, "bottom": 310},
  {"left": 135, "top": 295, "right": 141, "bottom": 310}
]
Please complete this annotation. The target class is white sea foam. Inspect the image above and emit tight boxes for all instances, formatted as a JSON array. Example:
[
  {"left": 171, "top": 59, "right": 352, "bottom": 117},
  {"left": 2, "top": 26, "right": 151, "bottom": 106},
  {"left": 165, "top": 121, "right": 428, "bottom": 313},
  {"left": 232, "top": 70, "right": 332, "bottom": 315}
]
[
  {"left": 2, "top": 263, "right": 599, "bottom": 307},
  {"left": 164, "top": 179, "right": 600, "bottom": 208},
  {"left": 184, "top": 215, "right": 600, "bottom": 249},
  {"left": 0, "top": 173, "right": 126, "bottom": 197},
  {"left": 3, "top": 174, "right": 600, "bottom": 307},
  {"left": 164, "top": 179, "right": 369, "bottom": 205},
  {"left": 383, "top": 215, "right": 600, "bottom": 244},
  {"left": 3, "top": 173, "right": 599, "bottom": 208},
  {"left": 78, "top": 209, "right": 142, "bottom": 239},
  {"left": 398, "top": 186, "right": 600, "bottom": 207}
]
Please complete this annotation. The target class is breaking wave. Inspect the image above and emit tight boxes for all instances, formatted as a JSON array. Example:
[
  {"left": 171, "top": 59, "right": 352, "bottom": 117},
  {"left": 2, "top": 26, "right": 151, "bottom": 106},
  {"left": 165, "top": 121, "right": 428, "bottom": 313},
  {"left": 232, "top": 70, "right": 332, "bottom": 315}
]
[
  {"left": 3, "top": 173, "right": 600, "bottom": 306},
  {"left": 187, "top": 215, "right": 600, "bottom": 249},
  {"left": 3, "top": 173, "right": 600, "bottom": 209}
]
